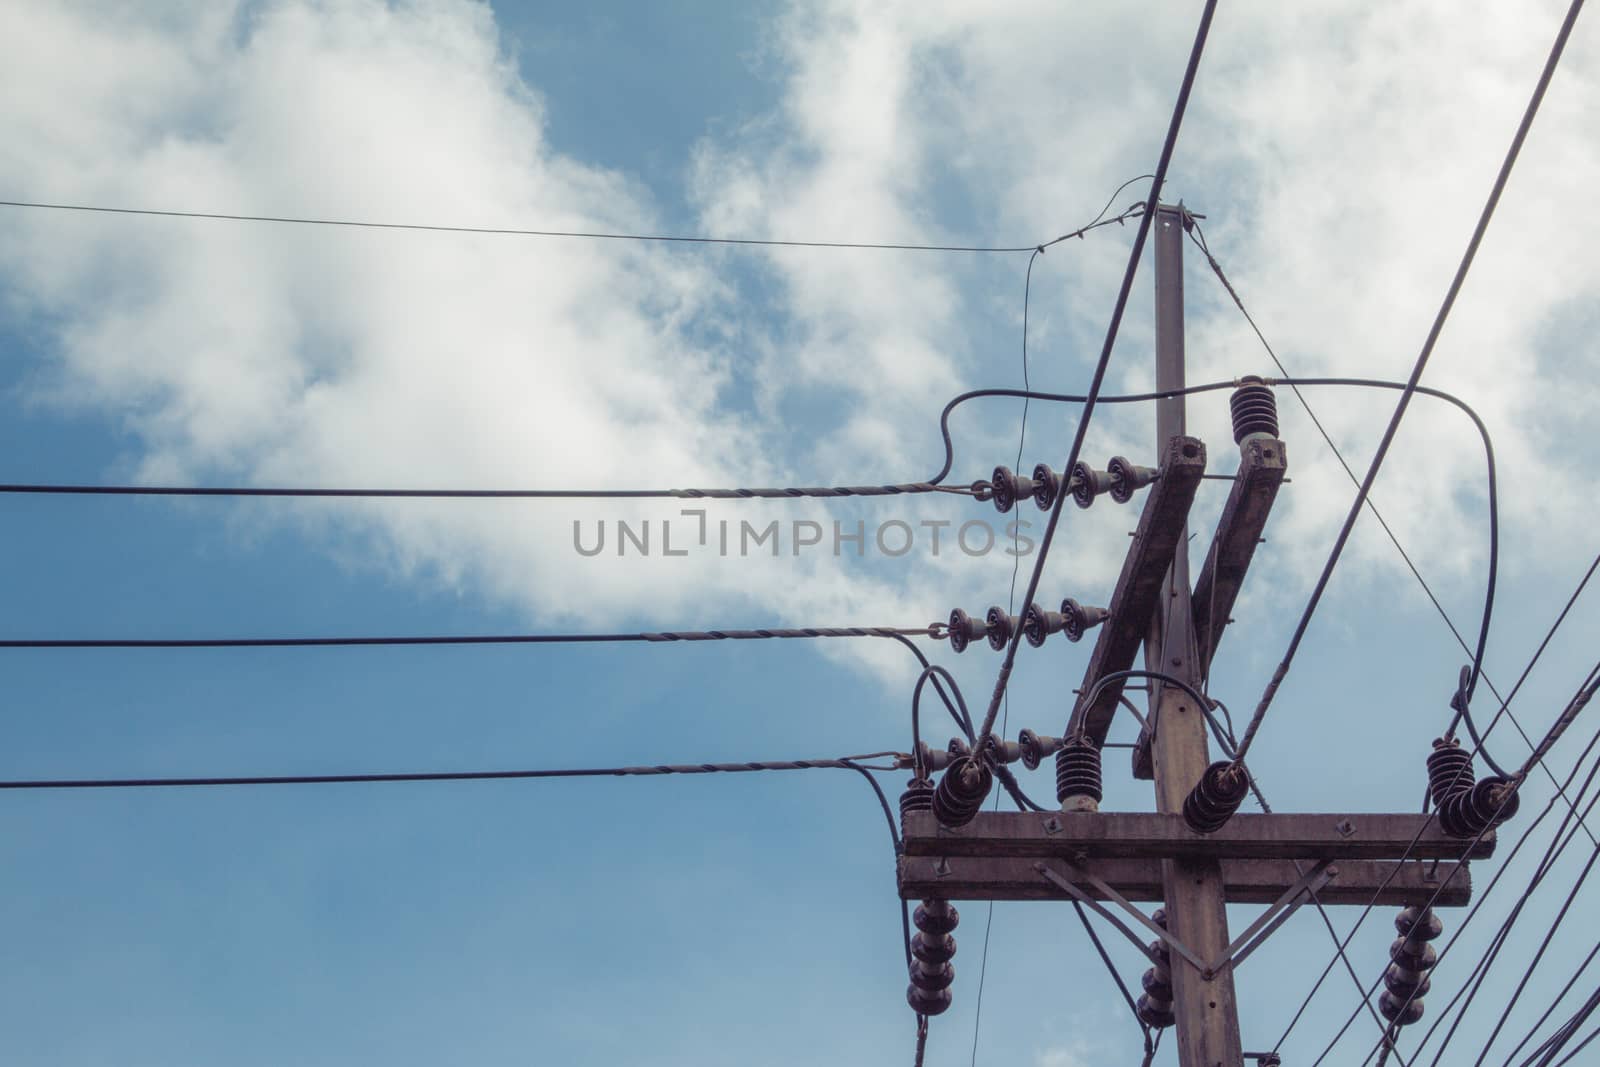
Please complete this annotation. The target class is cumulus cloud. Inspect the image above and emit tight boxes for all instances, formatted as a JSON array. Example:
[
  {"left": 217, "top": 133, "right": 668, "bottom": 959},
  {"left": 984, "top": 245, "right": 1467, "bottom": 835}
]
[{"left": 1, "top": 0, "right": 1595, "bottom": 687}]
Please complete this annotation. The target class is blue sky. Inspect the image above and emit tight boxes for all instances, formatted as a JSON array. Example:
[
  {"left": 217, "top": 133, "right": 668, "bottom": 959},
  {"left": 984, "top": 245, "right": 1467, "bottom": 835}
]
[{"left": 2, "top": 2, "right": 1600, "bottom": 1064}]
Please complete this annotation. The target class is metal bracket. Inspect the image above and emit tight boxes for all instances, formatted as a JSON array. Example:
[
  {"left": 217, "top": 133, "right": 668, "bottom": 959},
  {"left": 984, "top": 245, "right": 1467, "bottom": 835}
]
[
  {"left": 1035, "top": 856, "right": 1338, "bottom": 979},
  {"left": 1035, "top": 860, "right": 1209, "bottom": 973},
  {"left": 1208, "top": 859, "right": 1335, "bottom": 973}
]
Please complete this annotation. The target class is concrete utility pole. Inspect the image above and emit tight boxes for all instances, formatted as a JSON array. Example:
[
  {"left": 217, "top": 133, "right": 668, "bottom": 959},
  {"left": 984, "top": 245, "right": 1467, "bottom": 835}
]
[
  {"left": 1146, "top": 202, "right": 1243, "bottom": 1066},
  {"left": 898, "top": 202, "right": 1487, "bottom": 1067}
]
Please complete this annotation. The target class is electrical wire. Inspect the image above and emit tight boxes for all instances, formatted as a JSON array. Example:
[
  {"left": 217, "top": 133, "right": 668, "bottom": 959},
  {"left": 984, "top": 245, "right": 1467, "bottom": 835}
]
[
  {"left": 0, "top": 754, "right": 904, "bottom": 791},
  {"left": 1305, "top": 657, "right": 1600, "bottom": 1066},
  {"left": 973, "top": 0, "right": 1219, "bottom": 751},
  {"left": 1273, "top": 549, "right": 1600, "bottom": 1059},
  {"left": 0, "top": 198, "right": 1053, "bottom": 253},
  {"left": 0, "top": 480, "right": 975, "bottom": 500},
  {"left": 1229, "top": 0, "right": 1584, "bottom": 768},
  {"left": 1500, "top": 940, "right": 1600, "bottom": 1066},
  {"left": 0, "top": 624, "right": 938, "bottom": 649},
  {"left": 1185, "top": 223, "right": 1514, "bottom": 778}
]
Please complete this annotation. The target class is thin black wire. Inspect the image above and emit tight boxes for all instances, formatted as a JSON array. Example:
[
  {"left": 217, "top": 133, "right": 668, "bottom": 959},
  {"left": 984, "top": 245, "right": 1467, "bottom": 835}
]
[
  {"left": 1500, "top": 940, "right": 1600, "bottom": 1066},
  {"left": 1186, "top": 223, "right": 1514, "bottom": 777},
  {"left": 0, "top": 198, "right": 1049, "bottom": 253},
  {"left": 1230, "top": 0, "right": 1584, "bottom": 767},
  {"left": 1317, "top": 660, "right": 1600, "bottom": 1066},
  {"left": 0, "top": 480, "right": 975, "bottom": 500},
  {"left": 968, "top": 238, "right": 1048, "bottom": 1067},
  {"left": 1464, "top": 826, "right": 1600, "bottom": 1062},
  {"left": 1409, "top": 721, "right": 1600, "bottom": 1064},
  {"left": 974, "top": 0, "right": 1219, "bottom": 751},
  {"left": 1274, "top": 551, "right": 1600, "bottom": 1058},
  {"left": 0, "top": 754, "right": 902, "bottom": 790},
  {"left": 0, "top": 624, "right": 937, "bottom": 649}
]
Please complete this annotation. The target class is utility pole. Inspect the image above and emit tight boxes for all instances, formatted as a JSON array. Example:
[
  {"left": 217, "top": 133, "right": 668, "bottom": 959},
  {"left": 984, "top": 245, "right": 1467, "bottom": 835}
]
[
  {"left": 898, "top": 202, "right": 1491, "bottom": 1067},
  {"left": 1146, "top": 202, "right": 1243, "bottom": 1066}
]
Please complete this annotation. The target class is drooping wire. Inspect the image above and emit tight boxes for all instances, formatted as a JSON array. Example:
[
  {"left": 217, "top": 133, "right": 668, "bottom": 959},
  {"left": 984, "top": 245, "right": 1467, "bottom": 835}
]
[
  {"left": 0, "top": 624, "right": 938, "bottom": 649},
  {"left": 1186, "top": 220, "right": 1513, "bottom": 778},
  {"left": 1272, "top": 548, "right": 1600, "bottom": 1058},
  {"left": 1229, "top": 0, "right": 1585, "bottom": 768},
  {"left": 0, "top": 198, "right": 1051, "bottom": 253},
  {"left": 972, "top": 0, "right": 1220, "bottom": 751},
  {"left": 0, "top": 754, "right": 904, "bottom": 791},
  {"left": 1499, "top": 940, "right": 1600, "bottom": 1066},
  {"left": 0, "top": 479, "right": 977, "bottom": 500},
  {"left": 1302, "top": 657, "right": 1600, "bottom": 1066}
]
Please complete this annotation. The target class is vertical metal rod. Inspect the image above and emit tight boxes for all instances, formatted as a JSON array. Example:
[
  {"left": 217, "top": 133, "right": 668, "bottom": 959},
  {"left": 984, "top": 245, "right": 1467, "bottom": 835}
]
[{"left": 1148, "top": 202, "right": 1245, "bottom": 1067}]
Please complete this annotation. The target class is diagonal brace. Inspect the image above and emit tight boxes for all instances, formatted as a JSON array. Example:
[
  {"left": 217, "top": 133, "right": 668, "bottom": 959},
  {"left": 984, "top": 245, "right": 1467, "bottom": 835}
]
[
  {"left": 1035, "top": 859, "right": 1209, "bottom": 974},
  {"left": 1209, "top": 859, "right": 1333, "bottom": 973}
]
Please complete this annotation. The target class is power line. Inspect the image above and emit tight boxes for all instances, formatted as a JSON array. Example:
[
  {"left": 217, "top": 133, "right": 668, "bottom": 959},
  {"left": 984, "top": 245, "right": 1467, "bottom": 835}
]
[
  {"left": 1186, "top": 227, "right": 1593, "bottom": 795},
  {"left": 0, "top": 754, "right": 902, "bottom": 791},
  {"left": 972, "top": 0, "right": 1219, "bottom": 750},
  {"left": 0, "top": 197, "right": 1147, "bottom": 255},
  {"left": 1272, "top": 546, "right": 1600, "bottom": 1058},
  {"left": 0, "top": 480, "right": 974, "bottom": 500},
  {"left": 1230, "top": 0, "right": 1584, "bottom": 766},
  {"left": 0, "top": 198, "right": 1045, "bottom": 253},
  {"left": 0, "top": 624, "right": 938, "bottom": 650}
]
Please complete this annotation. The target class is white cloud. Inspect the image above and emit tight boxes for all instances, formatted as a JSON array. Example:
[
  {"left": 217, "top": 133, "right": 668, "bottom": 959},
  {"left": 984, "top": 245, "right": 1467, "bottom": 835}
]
[{"left": 1, "top": 0, "right": 1596, "bottom": 689}]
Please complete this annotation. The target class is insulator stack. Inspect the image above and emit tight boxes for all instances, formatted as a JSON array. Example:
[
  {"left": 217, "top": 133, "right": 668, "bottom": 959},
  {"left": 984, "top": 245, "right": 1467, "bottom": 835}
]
[
  {"left": 1061, "top": 598, "right": 1109, "bottom": 642},
  {"left": 1182, "top": 761, "right": 1249, "bottom": 834},
  {"left": 1136, "top": 909, "right": 1176, "bottom": 1030},
  {"left": 933, "top": 755, "right": 992, "bottom": 828},
  {"left": 899, "top": 776, "right": 935, "bottom": 823},
  {"left": 1230, "top": 376, "right": 1279, "bottom": 444},
  {"left": 1054, "top": 738, "right": 1103, "bottom": 811},
  {"left": 907, "top": 898, "right": 959, "bottom": 1016},
  {"left": 1428, "top": 737, "right": 1521, "bottom": 837},
  {"left": 1022, "top": 602, "right": 1066, "bottom": 647},
  {"left": 1071, "top": 461, "right": 1113, "bottom": 509},
  {"left": 1107, "top": 455, "right": 1158, "bottom": 503},
  {"left": 1032, "top": 463, "right": 1064, "bottom": 510},
  {"left": 989, "top": 465, "right": 1036, "bottom": 514},
  {"left": 985, "top": 606, "right": 1020, "bottom": 651},
  {"left": 1379, "top": 906, "right": 1443, "bottom": 1027},
  {"left": 1018, "top": 729, "right": 1063, "bottom": 771},
  {"left": 1427, "top": 737, "right": 1475, "bottom": 809}
]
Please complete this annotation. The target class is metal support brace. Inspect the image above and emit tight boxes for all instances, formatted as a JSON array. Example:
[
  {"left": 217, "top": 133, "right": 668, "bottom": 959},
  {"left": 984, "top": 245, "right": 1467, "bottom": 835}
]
[
  {"left": 1211, "top": 859, "right": 1334, "bottom": 973},
  {"left": 1036, "top": 860, "right": 1210, "bottom": 973},
  {"left": 1036, "top": 857, "right": 1337, "bottom": 979}
]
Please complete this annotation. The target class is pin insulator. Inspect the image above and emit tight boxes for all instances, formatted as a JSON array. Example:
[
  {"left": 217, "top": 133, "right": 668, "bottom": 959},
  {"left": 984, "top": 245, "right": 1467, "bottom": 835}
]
[
  {"left": 1107, "top": 455, "right": 1158, "bottom": 504},
  {"left": 990, "top": 465, "right": 1036, "bottom": 514},
  {"left": 1071, "top": 461, "right": 1113, "bottom": 509},
  {"left": 1018, "top": 729, "right": 1062, "bottom": 771},
  {"left": 981, "top": 735, "right": 1023, "bottom": 765},
  {"left": 1054, "top": 738, "right": 1104, "bottom": 806},
  {"left": 1182, "top": 760, "right": 1249, "bottom": 834},
  {"left": 898, "top": 776, "right": 935, "bottom": 821},
  {"left": 1230, "top": 376, "right": 1279, "bottom": 443},
  {"left": 1061, "top": 598, "right": 1109, "bottom": 642},
  {"left": 1032, "top": 463, "right": 1063, "bottom": 510},
  {"left": 1427, "top": 736, "right": 1475, "bottom": 809},
  {"left": 947, "top": 607, "right": 985, "bottom": 654},
  {"left": 933, "top": 755, "right": 992, "bottom": 828},
  {"left": 985, "top": 606, "right": 1020, "bottom": 651},
  {"left": 1022, "top": 601, "right": 1066, "bottom": 647}
]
